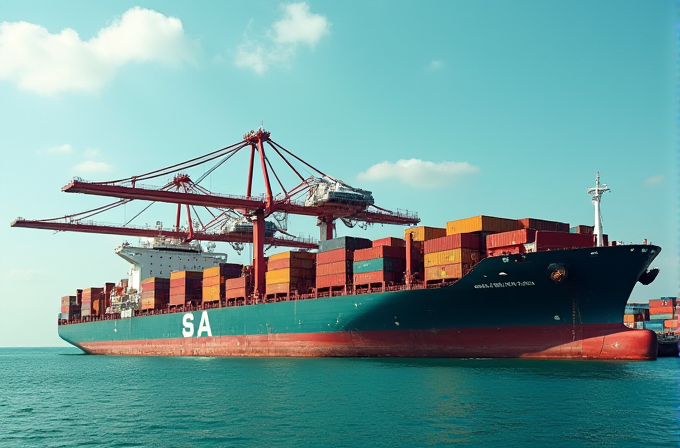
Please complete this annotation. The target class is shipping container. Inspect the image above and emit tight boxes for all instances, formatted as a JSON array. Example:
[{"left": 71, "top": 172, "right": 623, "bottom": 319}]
[
  {"left": 649, "top": 298, "right": 676, "bottom": 308},
  {"left": 649, "top": 306, "right": 674, "bottom": 315},
  {"left": 319, "top": 236, "right": 372, "bottom": 253},
  {"left": 141, "top": 297, "right": 167, "bottom": 310},
  {"left": 642, "top": 321, "right": 664, "bottom": 332},
  {"left": 170, "top": 270, "right": 203, "bottom": 280},
  {"left": 423, "top": 233, "right": 481, "bottom": 253},
  {"left": 404, "top": 226, "right": 447, "bottom": 242},
  {"left": 424, "top": 248, "right": 479, "bottom": 267},
  {"left": 446, "top": 216, "right": 521, "bottom": 235},
  {"left": 268, "top": 257, "right": 316, "bottom": 271},
  {"left": 424, "top": 263, "right": 463, "bottom": 281},
  {"left": 372, "top": 237, "right": 406, "bottom": 248},
  {"left": 266, "top": 281, "right": 314, "bottom": 296},
  {"left": 202, "top": 276, "right": 224, "bottom": 288},
  {"left": 203, "top": 263, "right": 243, "bottom": 279},
  {"left": 316, "top": 261, "right": 352, "bottom": 276},
  {"left": 226, "top": 277, "right": 250, "bottom": 290},
  {"left": 664, "top": 319, "right": 679, "bottom": 329},
  {"left": 570, "top": 225, "right": 594, "bottom": 234},
  {"left": 623, "top": 314, "right": 635, "bottom": 323},
  {"left": 265, "top": 268, "right": 315, "bottom": 285},
  {"left": 353, "top": 270, "right": 403, "bottom": 285},
  {"left": 268, "top": 251, "right": 316, "bottom": 262},
  {"left": 487, "top": 245, "right": 525, "bottom": 257},
  {"left": 316, "top": 248, "right": 353, "bottom": 265},
  {"left": 169, "top": 278, "right": 202, "bottom": 289},
  {"left": 647, "top": 313, "right": 674, "bottom": 321},
  {"left": 354, "top": 245, "right": 406, "bottom": 262},
  {"left": 202, "top": 284, "right": 223, "bottom": 303},
  {"left": 534, "top": 231, "right": 594, "bottom": 250},
  {"left": 141, "top": 277, "right": 170, "bottom": 291},
  {"left": 353, "top": 257, "right": 406, "bottom": 274},
  {"left": 61, "top": 295, "right": 78, "bottom": 306},
  {"left": 635, "top": 322, "right": 644, "bottom": 329},
  {"left": 518, "top": 218, "right": 570, "bottom": 233},
  {"left": 486, "top": 229, "right": 537, "bottom": 249},
  {"left": 316, "top": 273, "right": 350, "bottom": 289}
]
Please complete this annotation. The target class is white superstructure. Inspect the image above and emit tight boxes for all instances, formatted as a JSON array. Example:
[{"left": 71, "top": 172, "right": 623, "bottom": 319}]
[
  {"left": 115, "top": 237, "right": 229, "bottom": 293},
  {"left": 587, "top": 171, "right": 610, "bottom": 247}
]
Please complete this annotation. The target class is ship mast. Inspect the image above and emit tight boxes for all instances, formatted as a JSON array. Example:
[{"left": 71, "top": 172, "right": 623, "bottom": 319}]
[{"left": 587, "top": 171, "right": 610, "bottom": 247}]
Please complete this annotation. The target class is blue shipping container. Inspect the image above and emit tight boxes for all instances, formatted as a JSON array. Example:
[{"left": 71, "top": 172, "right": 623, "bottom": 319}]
[
  {"left": 353, "top": 257, "right": 406, "bottom": 274},
  {"left": 649, "top": 313, "right": 674, "bottom": 321},
  {"left": 643, "top": 321, "right": 664, "bottom": 332}
]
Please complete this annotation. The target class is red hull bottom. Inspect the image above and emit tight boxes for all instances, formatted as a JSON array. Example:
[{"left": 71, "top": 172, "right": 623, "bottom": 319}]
[{"left": 76, "top": 324, "right": 658, "bottom": 360}]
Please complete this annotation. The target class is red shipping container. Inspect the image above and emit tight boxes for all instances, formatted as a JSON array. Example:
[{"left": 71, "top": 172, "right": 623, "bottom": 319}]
[
  {"left": 424, "top": 233, "right": 481, "bottom": 253},
  {"left": 316, "top": 273, "right": 350, "bottom": 288},
  {"left": 226, "top": 277, "right": 251, "bottom": 290},
  {"left": 575, "top": 225, "right": 594, "bottom": 234},
  {"left": 354, "top": 245, "right": 406, "bottom": 262},
  {"left": 649, "top": 299, "right": 676, "bottom": 308},
  {"left": 535, "top": 231, "right": 594, "bottom": 249},
  {"left": 317, "top": 261, "right": 352, "bottom": 276},
  {"left": 486, "top": 244, "right": 525, "bottom": 257},
  {"left": 316, "top": 248, "right": 353, "bottom": 265},
  {"left": 372, "top": 237, "right": 406, "bottom": 248},
  {"left": 519, "top": 218, "right": 570, "bottom": 232},
  {"left": 486, "top": 229, "right": 536, "bottom": 249},
  {"left": 353, "top": 270, "right": 403, "bottom": 285},
  {"left": 649, "top": 306, "right": 674, "bottom": 315}
]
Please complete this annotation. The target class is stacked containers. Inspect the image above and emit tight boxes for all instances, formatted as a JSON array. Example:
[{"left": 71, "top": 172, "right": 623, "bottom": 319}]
[
  {"left": 353, "top": 244, "right": 406, "bottom": 287},
  {"left": 486, "top": 229, "right": 536, "bottom": 256},
  {"left": 60, "top": 295, "right": 80, "bottom": 321},
  {"left": 202, "top": 263, "right": 242, "bottom": 305},
  {"left": 316, "top": 237, "right": 372, "bottom": 291},
  {"left": 140, "top": 277, "right": 170, "bottom": 310},
  {"left": 423, "top": 233, "right": 482, "bottom": 283},
  {"left": 81, "top": 287, "right": 104, "bottom": 318},
  {"left": 404, "top": 227, "right": 445, "bottom": 281},
  {"left": 446, "top": 216, "right": 521, "bottom": 236},
  {"left": 169, "top": 271, "right": 203, "bottom": 306},
  {"left": 649, "top": 298, "right": 676, "bottom": 322},
  {"left": 265, "top": 251, "right": 316, "bottom": 298},
  {"left": 226, "top": 275, "right": 253, "bottom": 302},
  {"left": 530, "top": 231, "right": 595, "bottom": 251}
]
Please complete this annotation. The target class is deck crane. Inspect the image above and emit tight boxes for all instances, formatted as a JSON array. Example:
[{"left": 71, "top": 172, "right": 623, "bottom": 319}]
[{"left": 12, "top": 127, "right": 420, "bottom": 299}]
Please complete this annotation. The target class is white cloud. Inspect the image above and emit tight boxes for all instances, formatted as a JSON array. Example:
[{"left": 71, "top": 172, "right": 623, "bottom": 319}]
[
  {"left": 428, "top": 60, "right": 444, "bottom": 70},
  {"left": 74, "top": 160, "right": 113, "bottom": 173},
  {"left": 2, "top": 268, "right": 43, "bottom": 281},
  {"left": 47, "top": 144, "right": 73, "bottom": 154},
  {"left": 0, "top": 7, "right": 195, "bottom": 95},
  {"left": 358, "top": 158, "right": 480, "bottom": 188},
  {"left": 83, "top": 147, "right": 101, "bottom": 158},
  {"left": 643, "top": 174, "right": 664, "bottom": 187},
  {"left": 235, "top": 2, "right": 330, "bottom": 74}
]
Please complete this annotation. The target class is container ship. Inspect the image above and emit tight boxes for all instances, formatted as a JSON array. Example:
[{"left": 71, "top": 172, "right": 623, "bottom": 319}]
[{"left": 11, "top": 129, "right": 662, "bottom": 359}]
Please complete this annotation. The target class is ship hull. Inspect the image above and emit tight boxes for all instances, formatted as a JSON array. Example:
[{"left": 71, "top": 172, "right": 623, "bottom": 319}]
[{"left": 59, "top": 244, "right": 661, "bottom": 360}]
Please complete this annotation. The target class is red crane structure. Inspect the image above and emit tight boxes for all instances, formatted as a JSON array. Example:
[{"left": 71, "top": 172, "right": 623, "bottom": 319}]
[{"left": 12, "top": 127, "right": 420, "bottom": 299}]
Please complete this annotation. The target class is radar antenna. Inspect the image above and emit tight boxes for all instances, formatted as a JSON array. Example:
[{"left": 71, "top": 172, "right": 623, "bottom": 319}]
[{"left": 587, "top": 171, "right": 610, "bottom": 247}]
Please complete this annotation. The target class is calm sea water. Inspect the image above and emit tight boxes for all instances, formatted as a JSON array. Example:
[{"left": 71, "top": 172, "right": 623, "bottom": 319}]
[{"left": 0, "top": 347, "right": 678, "bottom": 448}]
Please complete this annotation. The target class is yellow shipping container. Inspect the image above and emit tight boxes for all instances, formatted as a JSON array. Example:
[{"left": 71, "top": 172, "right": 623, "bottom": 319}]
[
  {"left": 265, "top": 268, "right": 314, "bottom": 284},
  {"left": 404, "top": 226, "right": 447, "bottom": 242},
  {"left": 446, "top": 215, "right": 521, "bottom": 235},
  {"left": 203, "top": 266, "right": 222, "bottom": 278},
  {"left": 202, "top": 284, "right": 222, "bottom": 302},
  {"left": 623, "top": 314, "right": 635, "bottom": 323},
  {"left": 424, "top": 249, "right": 477, "bottom": 268},
  {"left": 269, "top": 251, "right": 316, "bottom": 262}
]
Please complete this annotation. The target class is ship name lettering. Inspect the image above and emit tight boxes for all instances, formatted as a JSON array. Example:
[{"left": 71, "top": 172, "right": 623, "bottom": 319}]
[
  {"left": 473, "top": 280, "right": 535, "bottom": 289},
  {"left": 182, "top": 311, "right": 213, "bottom": 338}
]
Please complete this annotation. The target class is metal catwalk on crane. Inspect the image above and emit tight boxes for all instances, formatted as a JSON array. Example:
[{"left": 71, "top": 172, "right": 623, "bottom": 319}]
[{"left": 12, "top": 127, "right": 420, "bottom": 299}]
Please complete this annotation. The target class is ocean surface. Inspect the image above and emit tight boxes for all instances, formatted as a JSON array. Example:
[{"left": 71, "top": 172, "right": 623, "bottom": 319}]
[{"left": 0, "top": 348, "right": 678, "bottom": 448}]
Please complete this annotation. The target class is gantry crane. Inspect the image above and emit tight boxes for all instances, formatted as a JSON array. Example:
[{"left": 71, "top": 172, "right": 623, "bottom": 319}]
[{"left": 12, "top": 127, "right": 420, "bottom": 298}]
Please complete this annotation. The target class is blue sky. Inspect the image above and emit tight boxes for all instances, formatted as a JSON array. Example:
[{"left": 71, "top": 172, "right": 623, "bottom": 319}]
[{"left": 0, "top": 1, "right": 677, "bottom": 346}]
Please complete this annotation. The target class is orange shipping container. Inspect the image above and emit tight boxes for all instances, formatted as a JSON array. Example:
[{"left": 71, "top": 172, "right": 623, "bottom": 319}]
[
  {"left": 424, "top": 263, "right": 463, "bottom": 281},
  {"left": 170, "top": 270, "right": 203, "bottom": 280},
  {"left": 664, "top": 319, "right": 678, "bottom": 329},
  {"left": 202, "top": 285, "right": 223, "bottom": 302},
  {"left": 486, "top": 229, "right": 536, "bottom": 249},
  {"left": 404, "top": 226, "right": 447, "bottom": 242},
  {"left": 446, "top": 215, "right": 521, "bottom": 235},
  {"left": 265, "top": 268, "right": 314, "bottom": 285},
  {"left": 269, "top": 251, "right": 316, "bottom": 262},
  {"left": 623, "top": 314, "right": 635, "bottom": 323},
  {"left": 372, "top": 237, "right": 406, "bottom": 248},
  {"left": 268, "top": 257, "right": 315, "bottom": 271},
  {"left": 316, "top": 261, "right": 351, "bottom": 276},
  {"left": 141, "top": 297, "right": 166, "bottom": 310},
  {"left": 202, "top": 276, "right": 223, "bottom": 288},
  {"left": 424, "top": 249, "right": 478, "bottom": 267}
]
